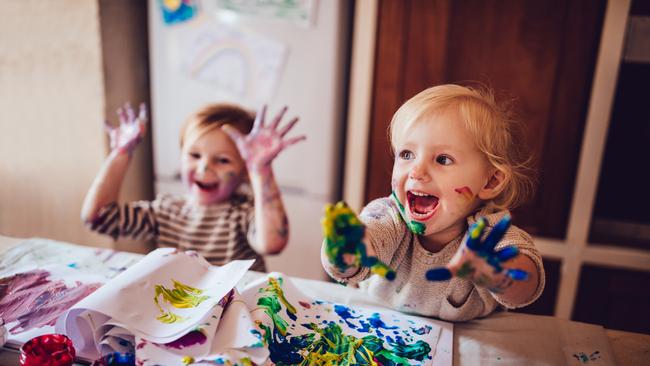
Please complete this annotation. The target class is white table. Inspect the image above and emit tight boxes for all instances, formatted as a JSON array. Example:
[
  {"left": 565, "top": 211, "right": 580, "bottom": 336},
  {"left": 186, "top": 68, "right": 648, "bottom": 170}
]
[{"left": 1, "top": 235, "right": 649, "bottom": 365}]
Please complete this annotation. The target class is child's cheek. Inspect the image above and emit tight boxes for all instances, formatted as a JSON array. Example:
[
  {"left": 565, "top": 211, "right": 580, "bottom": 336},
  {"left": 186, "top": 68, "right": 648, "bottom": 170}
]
[{"left": 218, "top": 170, "right": 242, "bottom": 193}]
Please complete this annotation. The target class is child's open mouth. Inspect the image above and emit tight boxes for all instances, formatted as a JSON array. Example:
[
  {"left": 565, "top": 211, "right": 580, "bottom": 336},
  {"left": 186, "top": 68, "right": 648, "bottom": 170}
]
[
  {"left": 195, "top": 180, "right": 219, "bottom": 192},
  {"left": 407, "top": 190, "right": 438, "bottom": 220}
]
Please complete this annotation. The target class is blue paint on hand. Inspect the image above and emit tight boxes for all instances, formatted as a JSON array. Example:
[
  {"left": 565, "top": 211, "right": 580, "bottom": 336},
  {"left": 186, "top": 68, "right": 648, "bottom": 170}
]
[{"left": 425, "top": 268, "right": 452, "bottom": 281}]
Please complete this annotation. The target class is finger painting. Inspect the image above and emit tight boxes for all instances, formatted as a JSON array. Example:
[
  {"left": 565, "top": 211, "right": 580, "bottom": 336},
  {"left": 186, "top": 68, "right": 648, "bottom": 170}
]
[
  {"left": 241, "top": 273, "right": 449, "bottom": 366},
  {"left": 154, "top": 280, "right": 211, "bottom": 324}
]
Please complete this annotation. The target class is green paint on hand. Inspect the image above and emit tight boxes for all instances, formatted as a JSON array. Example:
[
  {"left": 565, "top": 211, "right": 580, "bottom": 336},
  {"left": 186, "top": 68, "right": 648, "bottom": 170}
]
[{"left": 322, "top": 202, "right": 395, "bottom": 280}]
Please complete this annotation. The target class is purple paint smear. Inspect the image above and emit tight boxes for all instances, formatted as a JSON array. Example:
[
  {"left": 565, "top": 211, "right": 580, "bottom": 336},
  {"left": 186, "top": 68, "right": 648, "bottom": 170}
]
[
  {"left": 161, "top": 330, "right": 207, "bottom": 349},
  {"left": 0, "top": 269, "right": 101, "bottom": 334}
]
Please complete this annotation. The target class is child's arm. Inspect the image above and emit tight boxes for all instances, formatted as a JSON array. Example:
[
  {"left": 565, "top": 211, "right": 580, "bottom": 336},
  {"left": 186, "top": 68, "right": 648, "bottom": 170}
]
[
  {"left": 81, "top": 103, "right": 147, "bottom": 224},
  {"left": 223, "top": 106, "right": 305, "bottom": 255},
  {"left": 426, "top": 215, "right": 541, "bottom": 307}
]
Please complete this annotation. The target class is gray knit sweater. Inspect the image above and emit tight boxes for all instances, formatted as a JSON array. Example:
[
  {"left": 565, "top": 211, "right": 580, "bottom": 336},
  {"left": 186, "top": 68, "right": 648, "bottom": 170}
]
[{"left": 324, "top": 197, "right": 545, "bottom": 322}]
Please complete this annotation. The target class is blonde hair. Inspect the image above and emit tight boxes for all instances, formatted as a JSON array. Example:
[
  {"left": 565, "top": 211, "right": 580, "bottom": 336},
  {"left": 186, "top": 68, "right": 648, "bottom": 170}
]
[
  {"left": 180, "top": 103, "right": 254, "bottom": 149},
  {"left": 389, "top": 84, "right": 535, "bottom": 210}
]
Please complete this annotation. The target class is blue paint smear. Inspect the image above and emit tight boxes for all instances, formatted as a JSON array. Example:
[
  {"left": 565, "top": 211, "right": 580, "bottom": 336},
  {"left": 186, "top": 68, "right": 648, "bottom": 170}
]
[
  {"left": 334, "top": 304, "right": 361, "bottom": 329},
  {"left": 369, "top": 313, "right": 399, "bottom": 330}
]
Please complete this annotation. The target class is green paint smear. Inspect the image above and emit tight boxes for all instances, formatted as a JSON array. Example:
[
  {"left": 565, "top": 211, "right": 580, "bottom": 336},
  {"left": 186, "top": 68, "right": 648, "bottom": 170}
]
[
  {"left": 322, "top": 202, "right": 395, "bottom": 280},
  {"left": 391, "top": 191, "right": 426, "bottom": 235},
  {"left": 256, "top": 277, "right": 431, "bottom": 365}
]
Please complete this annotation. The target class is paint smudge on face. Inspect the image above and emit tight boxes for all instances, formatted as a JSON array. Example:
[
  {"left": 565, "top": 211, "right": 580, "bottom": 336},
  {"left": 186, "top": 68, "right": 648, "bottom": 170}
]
[
  {"left": 255, "top": 276, "right": 432, "bottom": 365},
  {"left": 0, "top": 270, "right": 100, "bottom": 334},
  {"left": 322, "top": 202, "right": 396, "bottom": 280},
  {"left": 454, "top": 186, "right": 474, "bottom": 202},
  {"left": 154, "top": 279, "right": 210, "bottom": 323},
  {"left": 573, "top": 351, "right": 601, "bottom": 363},
  {"left": 391, "top": 191, "right": 426, "bottom": 235}
]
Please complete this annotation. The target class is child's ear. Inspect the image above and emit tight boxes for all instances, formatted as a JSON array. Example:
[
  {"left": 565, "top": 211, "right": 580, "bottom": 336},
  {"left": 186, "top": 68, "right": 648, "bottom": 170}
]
[{"left": 478, "top": 168, "right": 507, "bottom": 200}]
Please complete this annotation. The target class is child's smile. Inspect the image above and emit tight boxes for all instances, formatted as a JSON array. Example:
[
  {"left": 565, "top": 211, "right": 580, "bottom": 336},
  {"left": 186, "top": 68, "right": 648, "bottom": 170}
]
[{"left": 406, "top": 190, "right": 439, "bottom": 220}]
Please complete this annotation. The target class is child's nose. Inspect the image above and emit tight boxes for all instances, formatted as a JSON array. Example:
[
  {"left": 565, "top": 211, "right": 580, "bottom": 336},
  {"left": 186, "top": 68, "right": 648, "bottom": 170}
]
[
  {"left": 408, "top": 161, "right": 429, "bottom": 181},
  {"left": 198, "top": 159, "right": 210, "bottom": 173}
]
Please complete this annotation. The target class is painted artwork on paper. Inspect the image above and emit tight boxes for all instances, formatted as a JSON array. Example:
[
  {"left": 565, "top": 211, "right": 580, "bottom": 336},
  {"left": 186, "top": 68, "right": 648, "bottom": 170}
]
[
  {"left": 154, "top": 279, "right": 210, "bottom": 323},
  {"left": 241, "top": 273, "right": 449, "bottom": 366},
  {"left": 158, "top": 0, "right": 199, "bottom": 25},
  {"left": 216, "top": 0, "right": 318, "bottom": 27},
  {"left": 180, "top": 23, "right": 287, "bottom": 104},
  {"left": 0, "top": 238, "right": 141, "bottom": 348},
  {"left": 56, "top": 249, "right": 254, "bottom": 361}
]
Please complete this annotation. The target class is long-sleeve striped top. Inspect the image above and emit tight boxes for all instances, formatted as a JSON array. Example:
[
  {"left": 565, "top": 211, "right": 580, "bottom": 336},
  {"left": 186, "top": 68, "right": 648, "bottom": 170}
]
[{"left": 89, "top": 193, "right": 266, "bottom": 272}]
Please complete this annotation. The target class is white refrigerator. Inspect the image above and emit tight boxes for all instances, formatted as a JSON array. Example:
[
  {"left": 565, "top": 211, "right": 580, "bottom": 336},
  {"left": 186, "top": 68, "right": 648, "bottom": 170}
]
[{"left": 148, "top": 0, "right": 350, "bottom": 280}]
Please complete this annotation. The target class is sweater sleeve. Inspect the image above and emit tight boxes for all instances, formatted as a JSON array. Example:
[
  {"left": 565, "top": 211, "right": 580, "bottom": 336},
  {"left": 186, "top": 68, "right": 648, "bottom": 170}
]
[
  {"left": 326, "top": 197, "right": 406, "bottom": 285},
  {"left": 88, "top": 195, "right": 164, "bottom": 242}
]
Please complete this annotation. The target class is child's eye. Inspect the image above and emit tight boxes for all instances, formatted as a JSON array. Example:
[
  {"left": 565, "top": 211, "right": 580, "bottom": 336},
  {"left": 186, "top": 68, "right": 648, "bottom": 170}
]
[
  {"left": 436, "top": 155, "right": 454, "bottom": 166},
  {"left": 398, "top": 150, "right": 414, "bottom": 160},
  {"left": 189, "top": 152, "right": 200, "bottom": 159},
  {"left": 214, "top": 157, "right": 232, "bottom": 165}
]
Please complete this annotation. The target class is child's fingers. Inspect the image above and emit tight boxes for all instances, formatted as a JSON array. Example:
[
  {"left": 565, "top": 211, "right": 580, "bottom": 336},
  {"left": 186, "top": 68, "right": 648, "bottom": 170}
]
[
  {"left": 278, "top": 117, "right": 299, "bottom": 137},
  {"left": 117, "top": 106, "right": 127, "bottom": 126},
  {"left": 125, "top": 102, "right": 135, "bottom": 123},
  {"left": 252, "top": 104, "right": 267, "bottom": 134},
  {"left": 482, "top": 214, "right": 511, "bottom": 252},
  {"left": 281, "top": 135, "right": 307, "bottom": 150},
  {"left": 505, "top": 268, "right": 529, "bottom": 281},
  {"left": 138, "top": 103, "right": 148, "bottom": 123},
  {"left": 495, "top": 246, "right": 519, "bottom": 262},
  {"left": 270, "top": 105, "right": 288, "bottom": 130},
  {"left": 221, "top": 124, "right": 244, "bottom": 143},
  {"left": 425, "top": 267, "right": 453, "bottom": 281},
  {"left": 466, "top": 218, "right": 487, "bottom": 250},
  {"left": 371, "top": 262, "right": 396, "bottom": 281}
]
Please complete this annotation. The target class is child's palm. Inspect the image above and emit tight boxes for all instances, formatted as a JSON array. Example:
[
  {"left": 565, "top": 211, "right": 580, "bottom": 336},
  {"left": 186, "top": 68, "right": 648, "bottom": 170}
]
[
  {"left": 426, "top": 215, "right": 528, "bottom": 293},
  {"left": 223, "top": 105, "right": 305, "bottom": 172},
  {"left": 106, "top": 103, "right": 147, "bottom": 154}
]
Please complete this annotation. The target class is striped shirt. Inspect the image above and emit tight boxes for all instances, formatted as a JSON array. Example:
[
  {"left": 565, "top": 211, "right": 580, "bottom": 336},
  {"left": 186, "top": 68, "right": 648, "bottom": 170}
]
[{"left": 89, "top": 193, "right": 266, "bottom": 271}]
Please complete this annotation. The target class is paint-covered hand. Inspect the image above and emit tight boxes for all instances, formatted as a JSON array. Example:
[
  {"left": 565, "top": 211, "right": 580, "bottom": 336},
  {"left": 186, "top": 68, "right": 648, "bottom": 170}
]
[
  {"left": 425, "top": 214, "right": 528, "bottom": 292},
  {"left": 322, "top": 202, "right": 396, "bottom": 281},
  {"left": 222, "top": 105, "right": 306, "bottom": 174},
  {"left": 105, "top": 102, "right": 147, "bottom": 155}
]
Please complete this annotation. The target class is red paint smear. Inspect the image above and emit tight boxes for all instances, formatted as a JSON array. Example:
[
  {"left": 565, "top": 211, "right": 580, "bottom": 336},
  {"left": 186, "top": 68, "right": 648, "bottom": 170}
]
[
  {"left": 0, "top": 269, "right": 101, "bottom": 334},
  {"left": 160, "top": 330, "right": 207, "bottom": 349},
  {"left": 299, "top": 301, "right": 311, "bottom": 309},
  {"left": 454, "top": 186, "right": 474, "bottom": 201}
]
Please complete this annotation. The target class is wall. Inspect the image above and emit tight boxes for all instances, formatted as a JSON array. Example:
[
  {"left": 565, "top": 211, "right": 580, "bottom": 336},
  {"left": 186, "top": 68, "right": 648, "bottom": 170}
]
[{"left": 0, "top": 0, "right": 152, "bottom": 250}]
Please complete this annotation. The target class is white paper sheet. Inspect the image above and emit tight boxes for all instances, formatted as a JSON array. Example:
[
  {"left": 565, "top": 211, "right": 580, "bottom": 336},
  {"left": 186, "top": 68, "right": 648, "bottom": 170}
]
[{"left": 56, "top": 249, "right": 254, "bottom": 361}]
